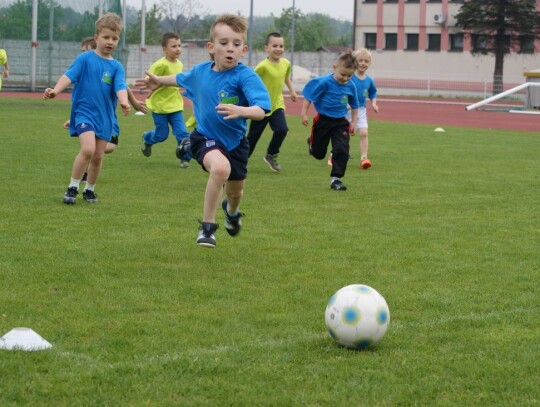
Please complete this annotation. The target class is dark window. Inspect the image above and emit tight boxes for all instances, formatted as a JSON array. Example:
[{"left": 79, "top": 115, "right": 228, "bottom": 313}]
[
  {"left": 427, "top": 34, "right": 441, "bottom": 51},
  {"left": 365, "top": 33, "right": 377, "bottom": 50},
  {"left": 406, "top": 34, "right": 419, "bottom": 50},
  {"left": 520, "top": 35, "right": 535, "bottom": 54},
  {"left": 449, "top": 33, "right": 463, "bottom": 51},
  {"left": 385, "top": 33, "right": 397, "bottom": 50},
  {"left": 472, "top": 34, "right": 488, "bottom": 52}
]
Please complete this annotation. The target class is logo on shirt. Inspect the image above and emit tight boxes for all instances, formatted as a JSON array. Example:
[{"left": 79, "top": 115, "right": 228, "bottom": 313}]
[
  {"left": 102, "top": 71, "right": 113, "bottom": 84},
  {"left": 218, "top": 90, "right": 239, "bottom": 105},
  {"left": 341, "top": 95, "right": 348, "bottom": 104}
]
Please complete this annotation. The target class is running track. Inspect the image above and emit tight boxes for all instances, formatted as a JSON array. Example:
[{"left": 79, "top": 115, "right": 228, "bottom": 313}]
[{"left": 2, "top": 91, "right": 538, "bottom": 133}]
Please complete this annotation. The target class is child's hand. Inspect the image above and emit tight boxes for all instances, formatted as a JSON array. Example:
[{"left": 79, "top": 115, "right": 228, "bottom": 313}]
[
  {"left": 349, "top": 123, "right": 355, "bottom": 135},
  {"left": 135, "top": 71, "right": 160, "bottom": 92},
  {"left": 63, "top": 120, "right": 70, "bottom": 129},
  {"left": 372, "top": 102, "right": 379, "bottom": 113},
  {"left": 290, "top": 91, "right": 298, "bottom": 103},
  {"left": 120, "top": 102, "right": 130, "bottom": 116},
  {"left": 43, "top": 88, "right": 56, "bottom": 99},
  {"left": 301, "top": 115, "right": 309, "bottom": 127},
  {"left": 216, "top": 103, "right": 242, "bottom": 120},
  {"left": 133, "top": 99, "right": 147, "bottom": 114}
]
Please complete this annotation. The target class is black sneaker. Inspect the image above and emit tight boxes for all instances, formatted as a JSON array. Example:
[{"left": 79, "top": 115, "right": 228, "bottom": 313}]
[
  {"left": 63, "top": 186, "right": 78, "bottom": 205},
  {"left": 264, "top": 154, "right": 282, "bottom": 172},
  {"left": 82, "top": 189, "right": 98, "bottom": 203},
  {"left": 176, "top": 137, "right": 191, "bottom": 159},
  {"left": 141, "top": 134, "right": 152, "bottom": 157},
  {"left": 197, "top": 222, "right": 218, "bottom": 247},
  {"left": 330, "top": 179, "right": 347, "bottom": 191},
  {"left": 222, "top": 199, "right": 244, "bottom": 236}
]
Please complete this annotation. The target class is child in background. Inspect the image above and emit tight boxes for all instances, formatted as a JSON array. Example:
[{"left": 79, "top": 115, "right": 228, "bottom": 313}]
[
  {"left": 63, "top": 36, "right": 146, "bottom": 181},
  {"left": 246, "top": 32, "right": 297, "bottom": 172},
  {"left": 0, "top": 48, "right": 8, "bottom": 91},
  {"left": 44, "top": 13, "right": 130, "bottom": 204},
  {"left": 141, "top": 32, "right": 191, "bottom": 168},
  {"left": 350, "top": 48, "right": 378, "bottom": 169},
  {"left": 139, "top": 14, "right": 270, "bottom": 248},
  {"left": 301, "top": 52, "right": 359, "bottom": 191}
]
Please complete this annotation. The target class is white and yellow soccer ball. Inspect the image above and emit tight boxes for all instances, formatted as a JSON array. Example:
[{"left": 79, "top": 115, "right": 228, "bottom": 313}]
[{"left": 325, "top": 284, "right": 390, "bottom": 349}]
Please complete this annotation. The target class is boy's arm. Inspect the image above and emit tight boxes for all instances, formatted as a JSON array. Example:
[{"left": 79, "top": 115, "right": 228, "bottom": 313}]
[
  {"left": 285, "top": 77, "right": 297, "bottom": 102},
  {"left": 135, "top": 71, "right": 178, "bottom": 92},
  {"left": 127, "top": 87, "right": 147, "bottom": 113},
  {"left": 116, "top": 89, "right": 130, "bottom": 116},
  {"left": 43, "top": 75, "right": 72, "bottom": 99},
  {"left": 370, "top": 97, "right": 379, "bottom": 113},
  {"left": 349, "top": 108, "right": 359, "bottom": 134},
  {"left": 2, "top": 60, "right": 8, "bottom": 78},
  {"left": 216, "top": 104, "right": 265, "bottom": 121},
  {"left": 300, "top": 99, "right": 311, "bottom": 126}
]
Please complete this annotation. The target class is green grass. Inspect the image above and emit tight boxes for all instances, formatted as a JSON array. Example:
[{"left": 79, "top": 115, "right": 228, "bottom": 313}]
[{"left": 1, "top": 97, "right": 539, "bottom": 406}]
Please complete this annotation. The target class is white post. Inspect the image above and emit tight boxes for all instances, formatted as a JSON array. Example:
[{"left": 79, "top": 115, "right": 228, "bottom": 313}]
[
  {"left": 465, "top": 82, "right": 540, "bottom": 111},
  {"left": 31, "top": 0, "right": 38, "bottom": 92},
  {"left": 140, "top": 0, "right": 146, "bottom": 77}
]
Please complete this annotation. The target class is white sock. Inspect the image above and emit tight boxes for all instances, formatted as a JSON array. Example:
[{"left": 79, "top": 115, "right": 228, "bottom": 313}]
[
  {"left": 69, "top": 178, "right": 81, "bottom": 189},
  {"left": 84, "top": 183, "right": 95, "bottom": 192}
]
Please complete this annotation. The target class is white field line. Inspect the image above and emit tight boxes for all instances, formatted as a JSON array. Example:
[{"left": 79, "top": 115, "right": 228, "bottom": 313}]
[{"left": 55, "top": 306, "right": 537, "bottom": 368}]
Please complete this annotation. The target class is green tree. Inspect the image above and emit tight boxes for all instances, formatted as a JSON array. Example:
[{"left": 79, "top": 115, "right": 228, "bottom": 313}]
[
  {"left": 455, "top": 0, "right": 540, "bottom": 94},
  {"left": 274, "top": 7, "right": 332, "bottom": 51},
  {"left": 126, "top": 4, "right": 163, "bottom": 45}
]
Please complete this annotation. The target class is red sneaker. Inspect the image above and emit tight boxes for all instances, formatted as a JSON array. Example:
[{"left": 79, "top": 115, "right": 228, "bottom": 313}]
[{"left": 360, "top": 158, "right": 372, "bottom": 169}]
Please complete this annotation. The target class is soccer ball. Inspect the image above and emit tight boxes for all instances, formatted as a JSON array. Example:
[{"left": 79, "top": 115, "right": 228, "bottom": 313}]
[{"left": 325, "top": 284, "right": 390, "bottom": 349}]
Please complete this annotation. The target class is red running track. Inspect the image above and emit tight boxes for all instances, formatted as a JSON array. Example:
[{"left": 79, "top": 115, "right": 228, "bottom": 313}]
[{"left": 2, "top": 91, "right": 538, "bottom": 133}]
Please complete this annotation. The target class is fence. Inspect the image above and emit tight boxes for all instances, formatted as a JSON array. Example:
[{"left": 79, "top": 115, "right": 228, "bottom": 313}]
[{"left": 0, "top": 39, "right": 529, "bottom": 103}]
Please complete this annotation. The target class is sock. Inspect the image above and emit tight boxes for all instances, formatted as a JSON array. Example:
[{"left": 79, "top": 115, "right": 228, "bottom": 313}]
[
  {"left": 361, "top": 155, "right": 368, "bottom": 160},
  {"left": 84, "top": 183, "right": 95, "bottom": 192},
  {"left": 69, "top": 178, "right": 81, "bottom": 190},
  {"left": 331, "top": 177, "right": 340, "bottom": 184}
]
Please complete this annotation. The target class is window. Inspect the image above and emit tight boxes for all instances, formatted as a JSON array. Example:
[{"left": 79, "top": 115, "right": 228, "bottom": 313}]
[
  {"left": 406, "top": 34, "right": 419, "bottom": 50},
  {"left": 385, "top": 33, "right": 397, "bottom": 50},
  {"left": 449, "top": 33, "right": 463, "bottom": 51},
  {"left": 427, "top": 34, "right": 441, "bottom": 51},
  {"left": 471, "top": 34, "right": 488, "bottom": 52},
  {"left": 365, "top": 33, "right": 377, "bottom": 50},
  {"left": 520, "top": 35, "right": 535, "bottom": 54}
]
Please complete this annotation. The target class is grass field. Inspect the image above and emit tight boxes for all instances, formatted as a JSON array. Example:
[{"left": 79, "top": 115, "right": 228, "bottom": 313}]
[{"left": 1, "top": 97, "right": 539, "bottom": 405}]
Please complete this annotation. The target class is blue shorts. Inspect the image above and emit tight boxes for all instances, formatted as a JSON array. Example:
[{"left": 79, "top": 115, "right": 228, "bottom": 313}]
[
  {"left": 71, "top": 123, "right": 115, "bottom": 143},
  {"left": 190, "top": 130, "right": 249, "bottom": 181}
]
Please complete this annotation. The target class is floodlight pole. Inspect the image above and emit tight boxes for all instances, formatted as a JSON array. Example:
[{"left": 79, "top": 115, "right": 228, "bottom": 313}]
[
  {"left": 248, "top": 0, "right": 254, "bottom": 67},
  {"left": 31, "top": 0, "right": 38, "bottom": 92},
  {"left": 290, "top": 0, "right": 295, "bottom": 81},
  {"left": 140, "top": 0, "right": 146, "bottom": 77}
]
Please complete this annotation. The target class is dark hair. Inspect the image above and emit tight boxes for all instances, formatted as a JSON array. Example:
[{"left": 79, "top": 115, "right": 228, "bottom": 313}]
[
  {"left": 336, "top": 50, "right": 358, "bottom": 70},
  {"left": 162, "top": 32, "right": 180, "bottom": 47},
  {"left": 265, "top": 32, "right": 282, "bottom": 45}
]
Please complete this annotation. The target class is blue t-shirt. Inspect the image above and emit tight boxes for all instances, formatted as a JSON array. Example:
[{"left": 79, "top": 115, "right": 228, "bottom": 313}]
[
  {"left": 351, "top": 75, "right": 377, "bottom": 108},
  {"left": 65, "top": 51, "right": 127, "bottom": 141},
  {"left": 176, "top": 61, "right": 270, "bottom": 151},
  {"left": 302, "top": 73, "right": 359, "bottom": 118}
]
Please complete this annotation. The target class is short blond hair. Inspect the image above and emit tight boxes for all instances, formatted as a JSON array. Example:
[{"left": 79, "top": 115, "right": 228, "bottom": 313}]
[
  {"left": 353, "top": 48, "right": 372, "bottom": 62},
  {"left": 209, "top": 14, "right": 248, "bottom": 42},
  {"left": 95, "top": 12, "right": 123, "bottom": 35}
]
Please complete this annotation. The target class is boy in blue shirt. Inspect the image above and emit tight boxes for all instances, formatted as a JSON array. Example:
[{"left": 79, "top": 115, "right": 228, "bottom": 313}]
[
  {"left": 44, "top": 13, "right": 130, "bottom": 204},
  {"left": 301, "top": 52, "right": 359, "bottom": 191},
  {"left": 138, "top": 14, "right": 270, "bottom": 248}
]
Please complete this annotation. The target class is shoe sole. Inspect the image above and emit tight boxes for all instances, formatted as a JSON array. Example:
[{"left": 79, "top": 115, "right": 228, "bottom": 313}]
[
  {"left": 361, "top": 161, "right": 372, "bottom": 169},
  {"left": 197, "top": 241, "right": 216, "bottom": 248},
  {"left": 63, "top": 199, "right": 76, "bottom": 205},
  {"left": 263, "top": 157, "right": 281, "bottom": 172}
]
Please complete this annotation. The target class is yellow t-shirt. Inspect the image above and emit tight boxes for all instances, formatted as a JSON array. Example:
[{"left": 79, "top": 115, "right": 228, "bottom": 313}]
[
  {"left": 0, "top": 49, "right": 6, "bottom": 90},
  {"left": 146, "top": 57, "right": 184, "bottom": 114},
  {"left": 254, "top": 58, "right": 291, "bottom": 116}
]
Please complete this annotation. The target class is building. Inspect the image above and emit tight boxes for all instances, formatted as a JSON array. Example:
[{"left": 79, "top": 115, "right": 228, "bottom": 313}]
[{"left": 353, "top": 0, "right": 540, "bottom": 90}]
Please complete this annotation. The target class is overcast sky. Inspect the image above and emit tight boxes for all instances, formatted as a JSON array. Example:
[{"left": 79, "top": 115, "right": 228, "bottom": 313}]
[{"left": 126, "top": 0, "right": 354, "bottom": 21}]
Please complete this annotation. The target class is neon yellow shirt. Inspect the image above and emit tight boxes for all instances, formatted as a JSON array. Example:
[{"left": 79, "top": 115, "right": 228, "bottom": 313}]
[
  {"left": 146, "top": 57, "right": 184, "bottom": 114},
  {"left": 0, "top": 49, "right": 7, "bottom": 65},
  {"left": 254, "top": 58, "right": 291, "bottom": 116}
]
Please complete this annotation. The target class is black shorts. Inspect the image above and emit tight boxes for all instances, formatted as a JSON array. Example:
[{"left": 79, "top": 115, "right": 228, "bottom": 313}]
[
  {"left": 110, "top": 135, "right": 119, "bottom": 145},
  {"left": 190, "top": 130, "right": 249, "bottom": 181}
]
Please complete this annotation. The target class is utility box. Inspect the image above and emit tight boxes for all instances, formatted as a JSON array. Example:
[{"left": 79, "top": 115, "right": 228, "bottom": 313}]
[{"left": 524, "top": 69, "right": 540, "bottom": 110}]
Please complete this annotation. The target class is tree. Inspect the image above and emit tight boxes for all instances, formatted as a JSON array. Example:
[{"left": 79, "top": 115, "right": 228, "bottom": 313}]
[
  {"left": 455, "top": 0, "right": 540, "bottom": 94},
  {"left": 126, "top": 4, "right": 163, "bottom": 45},
  {"left": 158, "top": 0, "right": 206, "bottom": 34}
]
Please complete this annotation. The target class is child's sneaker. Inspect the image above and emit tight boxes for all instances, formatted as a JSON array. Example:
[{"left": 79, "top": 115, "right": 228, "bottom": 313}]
[
  {"left": 141, "top": 134, "right": 152, "bottom": 157},
  {"left": 263, "top": 154, "right": 282, "bottom": 172},
  {"left": 63, "top": 187, "right": 78, "bottom": 205},
  {"left": 179, "top": 159, "right": 190, "bottom": 168},
  {"left": 360, "top": 158, "right": 372, "bottom": 169},
  {"left": 82, "top": 189, "right": 98, "bottom": 203},
  {"left": 176, "top": 137, "right": 191, "bottom": 159},
  {"left": 222, "top": 199, "right": 244, "bottom": 236},
  {"left": 330, "top": 179, "right": 347, "bottom": 191},
  {"left": 327, "top": 155, "right": 333, "bottom": 166},
  {"left": 197, "top": 222, "right": 218, "bottom": 248}
]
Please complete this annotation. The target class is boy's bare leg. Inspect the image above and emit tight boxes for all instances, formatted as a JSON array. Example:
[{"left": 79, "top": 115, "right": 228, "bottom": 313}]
[
  {"left": 72, "top": 132, "right": 96, "bottom": 179},
  {"left": 86, "top": 138, "right": 108, "bottom": 185},
  {"left": 223, "top": 180, "right": 245, "bottom": 214},
  {"left": 202, "top": 150, "right": 231, "bottom": 223}
]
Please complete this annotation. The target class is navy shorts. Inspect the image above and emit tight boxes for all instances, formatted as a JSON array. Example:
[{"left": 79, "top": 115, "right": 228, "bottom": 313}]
[{"left": 190, "top": 130, "right": 249, "bottom": 181}]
